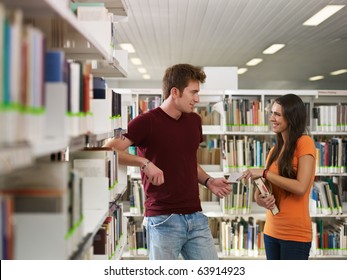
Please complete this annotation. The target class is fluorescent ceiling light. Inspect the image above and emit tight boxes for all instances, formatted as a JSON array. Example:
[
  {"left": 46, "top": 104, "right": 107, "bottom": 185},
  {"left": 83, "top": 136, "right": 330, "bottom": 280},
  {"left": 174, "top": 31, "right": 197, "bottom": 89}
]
[
  {"left": 303, "top": 5, "right": 345, "bottom": 26},
  {"left": 263, "top": 44, "right": 285, "bottom": 54},
  {"left": 120, "top": 43, "right": 135, "bottom": 53},
  {"left": 309, "top": 75, "right": 324, "bottom": 81},
  {"left": 130, "top": 58, "right": 142, "bottom": 65},
  {"left": 138, "top": 67, "right": 147, "bottom": 74},
  {"left": 143, "top": 74, "right": 151, "bottom": 79},
  {"left": 246, "top": 58, "right": 263, "bottom": 66},
  {"left": 330, "top": 69, "right": 347, "bottom": 75},
  {"left": 237, "top": 68, "right": 248, "bottom": 74}
]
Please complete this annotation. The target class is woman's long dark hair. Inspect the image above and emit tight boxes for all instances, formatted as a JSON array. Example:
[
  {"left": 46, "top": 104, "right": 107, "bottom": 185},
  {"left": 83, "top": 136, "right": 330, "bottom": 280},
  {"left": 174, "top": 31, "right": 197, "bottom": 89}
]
[{"left": 266, "top": 94, "right": 307, "bottom": 185}]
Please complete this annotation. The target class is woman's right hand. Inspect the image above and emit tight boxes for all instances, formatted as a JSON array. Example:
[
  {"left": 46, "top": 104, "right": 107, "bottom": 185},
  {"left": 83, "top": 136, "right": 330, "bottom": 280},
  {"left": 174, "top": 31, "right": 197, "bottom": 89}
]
[{"left": 255, "top": 193, "right": 276, "bottom": 210}]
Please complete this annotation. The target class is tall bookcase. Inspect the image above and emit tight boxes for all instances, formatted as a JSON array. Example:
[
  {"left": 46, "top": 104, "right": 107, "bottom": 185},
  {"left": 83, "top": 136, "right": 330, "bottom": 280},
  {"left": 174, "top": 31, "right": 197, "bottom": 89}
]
[
  {"left": 115, "top": 88, "right": 347, "bottom": 260},
  {"left": 0, "top": 0, "right": 128, "bottom": 259}
]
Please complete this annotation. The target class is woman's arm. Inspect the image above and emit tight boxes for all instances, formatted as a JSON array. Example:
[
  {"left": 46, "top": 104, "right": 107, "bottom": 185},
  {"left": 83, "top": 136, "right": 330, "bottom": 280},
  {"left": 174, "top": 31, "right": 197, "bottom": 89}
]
[{"left": 265, "top": 154, "right": 315, "bottom": 195}]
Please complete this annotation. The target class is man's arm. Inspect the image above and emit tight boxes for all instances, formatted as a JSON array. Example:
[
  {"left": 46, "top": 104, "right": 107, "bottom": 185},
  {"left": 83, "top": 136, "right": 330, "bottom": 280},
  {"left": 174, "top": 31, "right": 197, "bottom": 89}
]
[
  {"left": 197, "top": 164, "right": 211, "bottom": 187},
  {"left": 104, "top": 136, "right": 149, "bottom": 168},
  {"left": 104, "top": 136, "right": 164, "bottom": 186}
]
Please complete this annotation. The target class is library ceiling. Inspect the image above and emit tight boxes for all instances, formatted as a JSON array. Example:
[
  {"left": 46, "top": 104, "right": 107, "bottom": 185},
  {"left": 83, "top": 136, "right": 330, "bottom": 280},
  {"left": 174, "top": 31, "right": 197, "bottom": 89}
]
[{"left": 116, "top": 0, "right": 347, "bottom": 90}]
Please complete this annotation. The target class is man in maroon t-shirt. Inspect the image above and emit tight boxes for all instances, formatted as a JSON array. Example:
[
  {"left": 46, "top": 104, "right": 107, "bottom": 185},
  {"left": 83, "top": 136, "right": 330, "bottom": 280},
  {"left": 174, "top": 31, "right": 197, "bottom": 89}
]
[{"left": 105, "top": 64, "right": 231, "bottom": 259}]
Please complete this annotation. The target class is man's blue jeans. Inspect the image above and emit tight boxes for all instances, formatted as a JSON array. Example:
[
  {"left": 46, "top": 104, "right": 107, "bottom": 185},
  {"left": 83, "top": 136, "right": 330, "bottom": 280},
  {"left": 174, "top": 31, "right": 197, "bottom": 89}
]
[
  {"left": 145, "top": 212, "right": 218, "bottom": 260},
  {"left": 264, "top": 234, "right": 311, "bottom": 260}
]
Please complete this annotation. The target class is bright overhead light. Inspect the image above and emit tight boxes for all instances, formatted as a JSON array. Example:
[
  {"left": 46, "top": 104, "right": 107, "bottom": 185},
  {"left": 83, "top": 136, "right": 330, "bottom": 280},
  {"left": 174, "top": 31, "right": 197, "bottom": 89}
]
[
  {"left": 330, "top": 69, "right": 347, "bottom": 75},
  {"left": 246, "top": 58, "right": 263, "bottom": 66},
  {"left": 303, "top": 5, "right": 345, "bottom": 26},
  {"left": 262, "top": 44, "right": 285, "bottom": 54},
  {"left": 130, "top": 58, "right": 142, "bottom": 65},
  {"left": 237, "top": 68, "right": 248, "bottom": 74},
  {"left": 309, "top": 75, "right": 324, "bottom": 81},
  {"left": 143, "top": 74, "right": 151, "bottom": 80},
  {"left": 119, "top": 43, "right": 135, "bottom": 53},
  {"left": 138, "top": 67, "right": 147, "bottom": 74}
]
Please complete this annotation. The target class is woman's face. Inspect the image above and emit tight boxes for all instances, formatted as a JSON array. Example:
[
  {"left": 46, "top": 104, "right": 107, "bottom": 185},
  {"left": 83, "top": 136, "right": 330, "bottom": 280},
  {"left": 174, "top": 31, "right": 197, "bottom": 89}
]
[{"left": 269, "top": 102, "right": 288, "bottom": 134}]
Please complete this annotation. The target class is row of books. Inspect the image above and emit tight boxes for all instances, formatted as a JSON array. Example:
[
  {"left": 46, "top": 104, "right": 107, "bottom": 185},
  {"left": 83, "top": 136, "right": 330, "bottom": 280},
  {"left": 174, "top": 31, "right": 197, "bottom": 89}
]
[
  {"left": 220, "top": 182, "right": 253, "bottom": 215},
  {"left": 127, "top": 218, "right": 148, "bottom": 256},
  {"left": 201, "top": 97, "right": 347, "bottom": 133},
  {"left": 196, "top": 107, "right": 221, "bottom": 126},
  {"left": 315, "top": 137, "right": 347, "bottom": 174},
  {"left": 223, "top": 97, "right": 266, "bottom": 132},
  {"left": 221, "top": 136, "right": 271, "bottom": 173},
  {"left": 0, "top": 161, "right": 83, "bottom": 259},
  {"left": 0, "top": 6, "right": 46, "bottom": 145},
  {"left": 312, "top": 218, "right": 347, "bottom": 256},
  {"left": 129, "top": 179, "right": 145, "bottom": 215},
  {"left": 125, "top": 93, "right": 347, "bottom": 135},
  {"left": 311, "top": 180, "right": 345, "bottom": 215},
  {"left": 211, "top": 216, "right": 347, "bottom": 258},
  {"left": 138, "top": 95, "right": 162, "bottom": 115},
  {"left": 0, "top": 3, "right": 123, "bottom": 146},
  {"left": 0, "top": 147, "right": 121, "bottom": 259},
  {"left": 127, "top": 177, "right": 346, "bottom": 218},
  {"left": 217, "top": 217, "right": 265, "bottom": 257},
  {"left": 127, "top": 179, "right": 252, "bottom": 217},
  {"left": 197, "top": 147, "right": 221, "bottom": 165},
  {"left": 219, "top": 135, "right": 347, "bottom": 175},
  {"left": 201, "top": 178, "right": 345, "bottom": 216},
  {"left": 92, "top": 203, "right": 124, "bottom": 260},
  {"left": 312, "top": 105, "right": 347, "bottom": 132}
]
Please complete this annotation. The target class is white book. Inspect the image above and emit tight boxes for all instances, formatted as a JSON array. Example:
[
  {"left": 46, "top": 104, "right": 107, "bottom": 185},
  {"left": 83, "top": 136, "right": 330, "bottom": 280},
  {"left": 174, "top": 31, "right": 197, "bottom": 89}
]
[
  {"left": 238, "top": 223, "right": 244, "bottom": 256},
  {"left": 69, "top": 62, "right": 81, "bottom": 114},
  {"left": 329, "top": 105, "right": 337, "bottom": 132},
  {"left": 228, "top": 138, "right": 236, "bottom": 172},
  {"left": 9, "top": 9, "right": 23, "bottom": 105},
  {"left": 44, "top": 83, "right": 68, "bottom": 138},
  {"left": 220, "top": 221, "right": 227, "bottom": 255}
]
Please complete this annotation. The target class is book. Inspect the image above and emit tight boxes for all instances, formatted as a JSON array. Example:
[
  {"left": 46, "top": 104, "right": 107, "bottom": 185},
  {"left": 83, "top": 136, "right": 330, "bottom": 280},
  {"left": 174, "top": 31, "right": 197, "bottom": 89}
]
[
  {"left": 93, "top": 227, "right": 107, "bottom": 255},
  {"left": 313, "top": 181, "right": 332, "bottom": 215},
  {"left": 227, "top": 172, "right": 243, "bottom": 183},
  {"left": 253, "top": 177, "right": 279, "bottom": 215},
  {"left": 44, "top": 50, "right": 66, "bottom": 82}
]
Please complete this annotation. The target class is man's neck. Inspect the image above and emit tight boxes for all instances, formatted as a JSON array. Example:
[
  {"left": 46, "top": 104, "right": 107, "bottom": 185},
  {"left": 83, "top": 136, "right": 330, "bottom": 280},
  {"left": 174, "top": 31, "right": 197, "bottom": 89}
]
[{"left": 160, "top": 98, "right": 182, "bottom": 120}]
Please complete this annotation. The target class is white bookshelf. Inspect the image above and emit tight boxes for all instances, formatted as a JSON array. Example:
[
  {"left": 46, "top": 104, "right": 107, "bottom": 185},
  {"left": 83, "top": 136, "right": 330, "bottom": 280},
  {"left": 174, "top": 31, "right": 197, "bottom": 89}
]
[
  {"left": 0, "top": 0, "right": 128, "bottom": 260},
  {"left": 109, "top": 88, "right": 347, "bottom": 260}
]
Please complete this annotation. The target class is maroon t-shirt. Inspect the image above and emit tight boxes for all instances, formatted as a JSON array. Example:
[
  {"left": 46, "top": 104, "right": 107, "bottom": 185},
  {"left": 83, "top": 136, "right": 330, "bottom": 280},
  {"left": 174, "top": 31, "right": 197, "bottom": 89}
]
[{"left": 123, "top": 107, "right": 203, "bottom": 216}]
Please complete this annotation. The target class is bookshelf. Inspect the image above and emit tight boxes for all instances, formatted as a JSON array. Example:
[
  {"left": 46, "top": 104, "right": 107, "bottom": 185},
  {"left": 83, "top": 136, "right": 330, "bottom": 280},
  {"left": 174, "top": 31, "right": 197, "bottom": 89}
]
[
  {"left": 116, "top": 88, "right": 347, "bottom": 260},
  {"left": 0, "top": 0, "right": 129, "bottom": 259},
  {"left": 201, "top": 89, "right": 347, "bottom": 259}
]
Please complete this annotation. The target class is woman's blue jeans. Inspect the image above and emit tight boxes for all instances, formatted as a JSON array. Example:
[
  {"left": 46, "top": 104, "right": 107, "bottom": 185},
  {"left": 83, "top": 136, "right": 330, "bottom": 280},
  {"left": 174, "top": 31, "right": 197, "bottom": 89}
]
[
  {"left": 264, "top": 233, "right": 311, "bottom": 260},
  {"left": 144, "top": 212, "right": 218, "bottom": 260}
]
